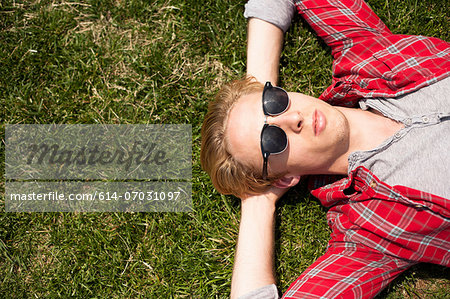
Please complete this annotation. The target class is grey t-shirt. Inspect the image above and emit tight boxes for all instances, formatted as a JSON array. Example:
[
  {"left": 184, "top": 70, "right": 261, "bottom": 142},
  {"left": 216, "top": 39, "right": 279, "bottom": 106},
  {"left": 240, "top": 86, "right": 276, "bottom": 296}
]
[
  {"left": 349, "top": 77, "right": 450, "bottom": 199},
  {"left": 238, "top": 284, "right": 279, "bottom": 299},
  {"left": 244, "top": 0, "right": 295, "bottom": 33}
]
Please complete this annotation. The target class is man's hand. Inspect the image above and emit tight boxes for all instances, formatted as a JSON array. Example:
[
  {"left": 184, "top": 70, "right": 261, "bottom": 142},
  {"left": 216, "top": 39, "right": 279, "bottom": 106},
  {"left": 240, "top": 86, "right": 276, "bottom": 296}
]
[{"left": 241, "top": 184, "right": 290, "bottom": 205}]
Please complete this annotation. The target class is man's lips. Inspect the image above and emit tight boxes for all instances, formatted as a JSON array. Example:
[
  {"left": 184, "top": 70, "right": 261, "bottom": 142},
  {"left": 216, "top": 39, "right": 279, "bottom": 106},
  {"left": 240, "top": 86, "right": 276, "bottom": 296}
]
[{"left": 313, "top": 109, "right": 326, "bottom": 136}]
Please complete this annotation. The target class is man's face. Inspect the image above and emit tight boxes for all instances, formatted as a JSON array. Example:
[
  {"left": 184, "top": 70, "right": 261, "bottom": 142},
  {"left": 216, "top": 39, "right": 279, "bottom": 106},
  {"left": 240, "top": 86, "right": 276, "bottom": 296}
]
[{"left": 225, "top": 91, "right": 350, "bottom": 177}]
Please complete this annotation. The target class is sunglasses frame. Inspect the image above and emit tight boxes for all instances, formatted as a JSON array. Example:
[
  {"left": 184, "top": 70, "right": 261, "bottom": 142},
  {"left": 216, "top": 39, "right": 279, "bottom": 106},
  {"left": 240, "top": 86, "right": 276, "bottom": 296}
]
[{"left": 261, "top": 82, "right": 290, "bottom": 180}]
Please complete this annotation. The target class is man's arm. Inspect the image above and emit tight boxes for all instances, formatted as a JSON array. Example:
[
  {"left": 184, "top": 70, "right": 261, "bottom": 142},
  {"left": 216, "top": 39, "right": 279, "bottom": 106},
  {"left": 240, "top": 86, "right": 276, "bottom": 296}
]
[
  {"left": 246, "top": 18, "right": 284, "bottom": 85},
  {"left": 230, "top": 187, "right": 288, "bottom": 299},
  {"left": 244, "top": 0, "right": 295, "bottom": 84}
]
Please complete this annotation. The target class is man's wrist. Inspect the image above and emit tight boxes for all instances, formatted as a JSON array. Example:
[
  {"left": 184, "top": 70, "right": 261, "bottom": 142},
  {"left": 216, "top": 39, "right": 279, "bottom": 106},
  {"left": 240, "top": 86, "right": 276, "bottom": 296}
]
[
  {"left": 241, "top": 196, "right": 277, "bottom": 221},
  {"left": 241, "top": 194, "right": 277, "bottom": 209}
]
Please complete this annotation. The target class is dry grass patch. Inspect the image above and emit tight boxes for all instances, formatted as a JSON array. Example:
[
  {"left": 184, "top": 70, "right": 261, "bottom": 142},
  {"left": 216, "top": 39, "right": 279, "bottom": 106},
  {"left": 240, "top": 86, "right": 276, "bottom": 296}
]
[{"left": 398, "top": 277, "right": 450, "bottom": 298}]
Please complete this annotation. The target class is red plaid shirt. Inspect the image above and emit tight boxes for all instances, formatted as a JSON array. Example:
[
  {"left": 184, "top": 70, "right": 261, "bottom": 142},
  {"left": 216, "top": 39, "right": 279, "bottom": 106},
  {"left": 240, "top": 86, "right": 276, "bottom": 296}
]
[
  {"left": 311, "top": 166, "right": 450, "bottom": 264},
  {"left": 282, "top": 0, "right": 449, "bottom": 298},
  {"left": 285, "top": 166, "right": 450, "bottom": 298},
  {"left": 295, "top": 0, "right": 450, "bottom": 107}
]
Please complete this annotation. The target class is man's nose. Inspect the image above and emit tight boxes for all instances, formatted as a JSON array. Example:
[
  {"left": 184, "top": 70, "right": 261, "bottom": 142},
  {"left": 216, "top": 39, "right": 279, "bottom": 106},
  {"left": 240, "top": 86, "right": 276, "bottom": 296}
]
[{"left": 266, "top": 111, "right": 303, "bottom": 132}]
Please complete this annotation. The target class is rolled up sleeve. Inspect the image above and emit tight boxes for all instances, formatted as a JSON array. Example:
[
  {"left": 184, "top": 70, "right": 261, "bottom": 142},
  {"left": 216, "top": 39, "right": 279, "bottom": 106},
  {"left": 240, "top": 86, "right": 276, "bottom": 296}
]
[
  {"left": 244, "top": 0, "right": 296, "bottom": 33},
  {"left": 238, "top": 284, "right": 279, "bottom": 299}
]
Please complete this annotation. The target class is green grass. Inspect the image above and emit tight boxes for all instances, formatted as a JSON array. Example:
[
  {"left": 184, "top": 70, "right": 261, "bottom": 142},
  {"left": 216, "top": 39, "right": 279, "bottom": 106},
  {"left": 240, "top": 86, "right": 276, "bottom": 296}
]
[{"left": 1, "top": 0, "right": 448, "bottom": 297}]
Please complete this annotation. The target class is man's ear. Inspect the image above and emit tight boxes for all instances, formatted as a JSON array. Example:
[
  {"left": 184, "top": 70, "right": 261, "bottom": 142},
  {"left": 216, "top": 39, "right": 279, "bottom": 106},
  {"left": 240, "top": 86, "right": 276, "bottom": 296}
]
[{"left": 273, "top": 175, "right": 301, "bottom": 189}]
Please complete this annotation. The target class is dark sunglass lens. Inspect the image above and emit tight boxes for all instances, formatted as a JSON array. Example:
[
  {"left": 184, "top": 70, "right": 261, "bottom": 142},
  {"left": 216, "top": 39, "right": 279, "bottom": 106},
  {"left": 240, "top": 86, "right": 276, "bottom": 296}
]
[
  {"left": 263, "top": 87, "right": 289, "bottom": 115},
  {"left": 261, "top": 126, "right": 287, "bottom": 154}
]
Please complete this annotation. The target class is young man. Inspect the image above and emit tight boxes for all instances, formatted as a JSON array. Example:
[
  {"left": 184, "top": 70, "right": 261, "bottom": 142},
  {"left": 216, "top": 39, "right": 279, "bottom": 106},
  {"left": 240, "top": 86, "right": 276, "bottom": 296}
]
[{"left": 201, "top": 0, "right": 449, "bottom": 298}]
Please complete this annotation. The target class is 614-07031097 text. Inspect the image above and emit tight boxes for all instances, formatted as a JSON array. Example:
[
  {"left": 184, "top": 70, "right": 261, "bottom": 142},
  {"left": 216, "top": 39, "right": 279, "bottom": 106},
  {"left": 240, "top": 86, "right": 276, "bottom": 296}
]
[{"left": 97, "top": 191, "right": 181, "bottom": 201}]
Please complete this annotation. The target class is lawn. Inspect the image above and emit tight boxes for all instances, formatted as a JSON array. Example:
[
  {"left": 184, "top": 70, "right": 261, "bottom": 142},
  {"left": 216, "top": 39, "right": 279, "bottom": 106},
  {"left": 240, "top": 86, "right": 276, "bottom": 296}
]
[{"left": 1, "top": 0, "right": 448, "bottom": 298}]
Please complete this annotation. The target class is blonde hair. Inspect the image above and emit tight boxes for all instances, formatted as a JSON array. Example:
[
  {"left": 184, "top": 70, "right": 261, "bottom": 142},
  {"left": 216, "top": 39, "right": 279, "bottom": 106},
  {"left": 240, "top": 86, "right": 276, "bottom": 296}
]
[{"left": 200, "top": 76, "right": 283, "bottom": 197}]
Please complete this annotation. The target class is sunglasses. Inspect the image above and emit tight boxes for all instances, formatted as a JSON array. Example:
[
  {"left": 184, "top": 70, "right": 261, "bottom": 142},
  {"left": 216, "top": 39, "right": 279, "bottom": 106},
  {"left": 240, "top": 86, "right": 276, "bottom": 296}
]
[{"left": 261, "top": 82, "right": 290, "bottom": 179}]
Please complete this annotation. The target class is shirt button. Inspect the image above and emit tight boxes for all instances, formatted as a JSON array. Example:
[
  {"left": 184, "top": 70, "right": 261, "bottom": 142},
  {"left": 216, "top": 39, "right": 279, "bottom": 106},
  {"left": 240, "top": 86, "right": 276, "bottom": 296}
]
[
  {"left": 394, "top": 132, "right": 401, "bottom": 138},
  {"left": 405, "top": 118, "right": 412, "bottom": 126},
  {"left": 369, "top": 180, "right": 377, "bottom": 188},
  {"left": 422, "top": 116, "right": 429, "bottom": 123}
]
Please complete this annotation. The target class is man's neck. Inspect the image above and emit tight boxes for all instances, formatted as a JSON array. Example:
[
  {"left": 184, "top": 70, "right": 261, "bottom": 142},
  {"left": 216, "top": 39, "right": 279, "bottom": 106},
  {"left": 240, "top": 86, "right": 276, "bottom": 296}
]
[{"left": 332, "top": 106, "right": 404, "bottom": 174}]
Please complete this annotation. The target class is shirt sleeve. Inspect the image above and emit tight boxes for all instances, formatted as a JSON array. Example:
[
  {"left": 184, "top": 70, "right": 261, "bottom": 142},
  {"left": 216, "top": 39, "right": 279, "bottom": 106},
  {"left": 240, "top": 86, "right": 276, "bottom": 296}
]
[
  {"left": 295, "top": 0, "right": 392, "bottom": 58},
  {"left": 237, "top": 284, "right": 280, "bottom": 299},
  {"left": 244, "top": 0, "right": 296, "bottom": 33}
]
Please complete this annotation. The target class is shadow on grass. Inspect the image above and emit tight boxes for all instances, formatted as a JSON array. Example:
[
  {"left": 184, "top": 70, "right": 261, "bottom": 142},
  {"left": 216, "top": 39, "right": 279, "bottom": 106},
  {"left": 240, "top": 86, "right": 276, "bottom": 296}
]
[{"left": 376, "top": 263, "right": 449, "bottom": 298}]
